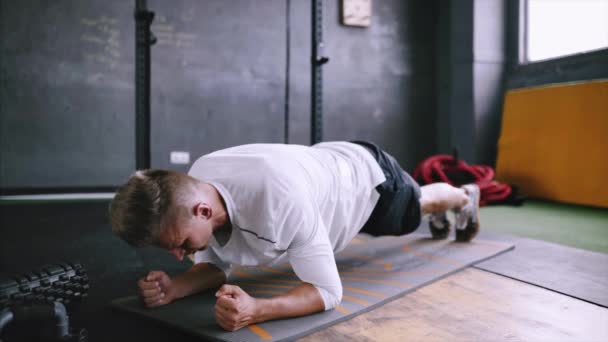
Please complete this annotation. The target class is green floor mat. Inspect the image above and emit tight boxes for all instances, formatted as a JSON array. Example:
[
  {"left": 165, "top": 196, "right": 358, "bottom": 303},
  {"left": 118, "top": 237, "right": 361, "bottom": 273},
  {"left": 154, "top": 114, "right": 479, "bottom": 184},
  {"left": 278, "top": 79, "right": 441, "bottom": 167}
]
[
  {"left": 112, "top": 234, "right": 513, "bottom": 342},
  {"left": 480, "top": 200, "right": 608, "bottom": 254}
]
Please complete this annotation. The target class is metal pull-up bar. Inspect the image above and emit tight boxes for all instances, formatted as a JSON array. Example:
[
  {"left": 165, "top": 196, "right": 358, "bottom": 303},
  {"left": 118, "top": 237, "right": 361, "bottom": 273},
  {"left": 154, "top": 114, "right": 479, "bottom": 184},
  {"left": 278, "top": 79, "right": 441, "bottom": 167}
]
[
  {"left": 134, "top": 0, "right": 155, "bottom": 170},
  {"left": 133, "top": 1, "right": 327, "bottom": 152},
  {"left": 311, "top": 0, "right": 330, "bottom": 145}
]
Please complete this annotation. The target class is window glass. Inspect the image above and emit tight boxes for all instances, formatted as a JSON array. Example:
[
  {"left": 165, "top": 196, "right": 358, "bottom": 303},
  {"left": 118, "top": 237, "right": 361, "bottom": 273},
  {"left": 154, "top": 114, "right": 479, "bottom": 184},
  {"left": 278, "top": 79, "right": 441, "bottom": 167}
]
[{"left": 527, "top": 0, "right": 608, "bottom": 62}]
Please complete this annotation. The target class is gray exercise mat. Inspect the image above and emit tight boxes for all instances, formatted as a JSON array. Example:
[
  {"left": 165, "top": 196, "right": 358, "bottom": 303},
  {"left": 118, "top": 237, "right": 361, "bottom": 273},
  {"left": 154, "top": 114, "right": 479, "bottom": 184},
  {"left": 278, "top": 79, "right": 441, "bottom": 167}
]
[
  {"left": 474, "top": 231, "right": 608, "bottom": 308},
  {"left": 112, "top": 233, "right": 514, "bottom": 342}
]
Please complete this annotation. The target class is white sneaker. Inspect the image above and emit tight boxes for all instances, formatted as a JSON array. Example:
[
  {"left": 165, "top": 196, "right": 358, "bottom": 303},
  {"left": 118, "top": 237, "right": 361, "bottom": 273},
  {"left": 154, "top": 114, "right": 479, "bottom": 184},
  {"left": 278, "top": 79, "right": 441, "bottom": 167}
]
[
  {"left": 454, "top": 184, "right": 480, "bottom": 242},
  {"left": 429, "top": 211, "right": 450, "bottom": 239}
]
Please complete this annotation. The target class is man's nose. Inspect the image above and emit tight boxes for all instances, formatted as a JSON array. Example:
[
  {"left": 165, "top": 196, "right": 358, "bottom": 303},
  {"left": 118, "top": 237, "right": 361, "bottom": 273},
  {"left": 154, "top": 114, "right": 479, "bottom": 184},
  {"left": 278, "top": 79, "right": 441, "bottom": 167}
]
[{"left": 169, "top": 248, "right": 185, "bottom": 261}]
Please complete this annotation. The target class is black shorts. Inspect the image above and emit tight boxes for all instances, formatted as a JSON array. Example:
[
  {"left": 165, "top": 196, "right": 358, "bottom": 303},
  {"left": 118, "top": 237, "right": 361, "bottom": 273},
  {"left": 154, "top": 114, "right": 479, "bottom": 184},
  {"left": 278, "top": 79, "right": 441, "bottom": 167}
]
[{"left": 352, "top": 141, "right": 422, "bottom": 236}]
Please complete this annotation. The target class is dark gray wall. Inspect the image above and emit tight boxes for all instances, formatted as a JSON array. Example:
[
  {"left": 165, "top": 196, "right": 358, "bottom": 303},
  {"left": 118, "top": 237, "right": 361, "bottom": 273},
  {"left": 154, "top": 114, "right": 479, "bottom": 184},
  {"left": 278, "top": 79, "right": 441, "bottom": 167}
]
[
  {"left": 436, "top": 0, "right": 507, "bottom": 166},
  {"left": 148, "top": 0, "right": 287, "bottom": 171},
  {"left": 0, "top": 0, "right": 136, "bottom": 189},
  {"left": 0, "top": 0, "right": 288, "bottom": 190},
  {"left": 1, "top": 0, "right": 439, "bottom": 191},
  {"left": 289, "top": 0, "right": 438, "bottom": 170},
  {"left": 287, "top": 0, "right": 312, "bottom": 145},
  {"left": 436, "top": 0, "right": 475, "bottom": 163},
  {"left": 322, "top": 0, "right": 438, "bottom": 170},
  {"left": 473, "top": 0, "right": 507, "bottom": 166}
]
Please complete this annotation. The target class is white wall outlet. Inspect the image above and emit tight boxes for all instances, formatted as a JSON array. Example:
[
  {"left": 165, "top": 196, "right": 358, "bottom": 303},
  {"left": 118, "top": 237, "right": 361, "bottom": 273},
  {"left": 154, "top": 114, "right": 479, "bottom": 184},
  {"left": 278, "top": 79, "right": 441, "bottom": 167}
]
[
  {"left": 342, "top": 0, "right": 372, "bottom": 27},
  {"left": 170, "top": 151, "right": 190, "bottom": 164}
]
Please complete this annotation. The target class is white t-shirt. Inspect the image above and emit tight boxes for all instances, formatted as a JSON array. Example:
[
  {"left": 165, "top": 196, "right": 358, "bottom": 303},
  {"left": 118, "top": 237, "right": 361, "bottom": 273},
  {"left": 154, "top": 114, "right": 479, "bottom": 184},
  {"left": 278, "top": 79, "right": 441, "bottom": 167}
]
[{"left": 188, "top": 141, "right": 385, "bottom": 310}]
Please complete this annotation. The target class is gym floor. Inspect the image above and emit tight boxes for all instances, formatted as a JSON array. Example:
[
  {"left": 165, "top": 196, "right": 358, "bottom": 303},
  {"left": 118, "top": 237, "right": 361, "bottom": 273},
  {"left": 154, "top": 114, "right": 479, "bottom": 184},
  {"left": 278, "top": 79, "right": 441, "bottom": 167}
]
[
  {"left": 2, "top": 1, "right": 607, "bottom": 341},
  {"left": 480, "top": 200, "right": 608, "bottom": 254},
  {"left": 303, "top": 201, "right": 608, "bottom": 341},
  {"left": 1, "top": 199, "right": 606, "bottom": 341},
  {"left": 304, "top": 269, "right": 607, "bottom": 341}
]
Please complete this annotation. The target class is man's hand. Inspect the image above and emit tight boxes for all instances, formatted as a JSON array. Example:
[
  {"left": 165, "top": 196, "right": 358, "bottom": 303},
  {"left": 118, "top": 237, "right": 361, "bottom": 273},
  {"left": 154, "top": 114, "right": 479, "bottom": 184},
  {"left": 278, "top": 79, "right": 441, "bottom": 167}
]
[
  {"left": 214, "top": 284, "right": 259, "bottom": 331},
  {"left": 137, "top": 270, "right": 178, "bottom": 308}
]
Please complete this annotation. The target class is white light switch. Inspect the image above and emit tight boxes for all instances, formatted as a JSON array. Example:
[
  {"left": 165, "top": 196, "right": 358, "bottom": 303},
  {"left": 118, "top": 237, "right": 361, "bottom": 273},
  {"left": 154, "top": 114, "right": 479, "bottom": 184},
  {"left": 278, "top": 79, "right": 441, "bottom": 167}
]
[
  {"left": 342, "top": 0, "right": 372, "bottom": 27},
  {"left": 170, "top": 151, "right": 190, "bottom": 164}
]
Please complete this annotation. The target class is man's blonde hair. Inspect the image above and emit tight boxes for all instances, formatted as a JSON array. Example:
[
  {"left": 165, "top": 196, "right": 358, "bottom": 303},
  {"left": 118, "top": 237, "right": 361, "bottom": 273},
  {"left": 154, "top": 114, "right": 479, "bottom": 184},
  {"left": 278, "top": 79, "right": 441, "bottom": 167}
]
[{"left": 109, "top": 169, "right": 197, "bottom": 247}]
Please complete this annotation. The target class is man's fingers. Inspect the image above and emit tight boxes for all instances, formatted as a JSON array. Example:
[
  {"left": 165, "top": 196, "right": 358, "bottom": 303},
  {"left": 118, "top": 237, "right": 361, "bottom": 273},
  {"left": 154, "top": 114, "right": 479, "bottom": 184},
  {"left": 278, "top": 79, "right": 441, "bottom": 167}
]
[
  {"left": 214, "top": 309, "right": 230, "bottom": 324},
  {"left": 214, "top": 301, "right": 235, "bottom": 317},
  {"left": 145, "top": 297, "right": 166, "bottom": 308},
  {"left": 141, "top": 287, "right": 160, "bottom": 297},
  {"left": 214, "top": 307, "right": 232, "bottom": 328},
  {"left": 138, "top": 278, "right": 159, "bottom": 290},
  {"left": 138, "top": 276, "right": 161, "bottom": 290},
  {"left": 215, "top": 310, "right": 239, "bottom": 331},
  {"left": 215, "top": 317, "right": 231, "bottom": 331},
  {"left": 215, "top": 284, "right": 243, "bottom": 298},
  {"left": 145, "top": 270, "right": 165, "bottom": 282},
  {"left": 216, "top": 295, "right": 237, "bottom": 311},
  {"left": 137, "top": 280, "right": 161, "bottom": 292},
  {"left": 143, "top": 292, "right": 165, "bottom": 305}
]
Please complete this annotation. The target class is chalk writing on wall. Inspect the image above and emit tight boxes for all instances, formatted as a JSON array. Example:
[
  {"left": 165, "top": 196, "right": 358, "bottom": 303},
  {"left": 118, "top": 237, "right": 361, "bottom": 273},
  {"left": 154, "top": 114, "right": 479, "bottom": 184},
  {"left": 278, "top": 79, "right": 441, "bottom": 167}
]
[
  {"left": 151, "top": 14, "right": 197, "bottom": 49},
  {"left": 80, "top": 15, "right": 122, "bottom": 69}
]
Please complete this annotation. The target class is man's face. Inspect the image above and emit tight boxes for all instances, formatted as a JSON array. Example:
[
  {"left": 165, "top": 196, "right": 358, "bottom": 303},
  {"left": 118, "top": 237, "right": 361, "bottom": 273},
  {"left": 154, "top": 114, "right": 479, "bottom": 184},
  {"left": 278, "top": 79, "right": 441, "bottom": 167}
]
[{"left": 157, "top": 208, "right": 214, "bottom": 261}]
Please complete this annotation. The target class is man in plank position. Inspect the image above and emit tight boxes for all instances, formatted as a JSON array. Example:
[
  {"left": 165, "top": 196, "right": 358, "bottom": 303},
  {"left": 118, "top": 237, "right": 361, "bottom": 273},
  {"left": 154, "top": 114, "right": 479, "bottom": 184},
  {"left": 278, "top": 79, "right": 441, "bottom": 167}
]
[{"left": 110, "top": 141, "right": 480, "bottom": 331}]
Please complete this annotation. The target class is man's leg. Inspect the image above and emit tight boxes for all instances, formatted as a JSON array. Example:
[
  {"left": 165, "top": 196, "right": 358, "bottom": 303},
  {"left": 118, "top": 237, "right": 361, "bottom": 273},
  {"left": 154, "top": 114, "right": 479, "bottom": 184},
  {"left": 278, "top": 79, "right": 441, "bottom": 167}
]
[
  {"left": 419, "top": 182, "right": 480, "bottom": 242},
  {"left": 419, "top": 183, "right": 468, "bottom": 215}
]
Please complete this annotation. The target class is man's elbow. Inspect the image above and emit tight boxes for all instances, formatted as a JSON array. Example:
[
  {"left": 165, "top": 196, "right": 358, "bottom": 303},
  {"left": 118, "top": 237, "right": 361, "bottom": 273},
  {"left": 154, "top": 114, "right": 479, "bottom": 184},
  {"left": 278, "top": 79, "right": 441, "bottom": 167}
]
[
  {"left": 327, "top": 291, "right": 343, "bottom": 310},
  {"left": 318, "top": 285, "right": 343, "bottom": 311}
]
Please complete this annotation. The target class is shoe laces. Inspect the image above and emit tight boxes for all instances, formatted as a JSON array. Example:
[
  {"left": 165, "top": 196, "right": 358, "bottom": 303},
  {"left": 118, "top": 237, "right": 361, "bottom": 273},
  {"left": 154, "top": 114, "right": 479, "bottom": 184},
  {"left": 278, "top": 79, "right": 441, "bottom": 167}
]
[
  {"left": 430, "top": 212, "right": 448, "bottom": 229},
  {"left": 455, "top": 185, "right": 479, "bottom": 229}
]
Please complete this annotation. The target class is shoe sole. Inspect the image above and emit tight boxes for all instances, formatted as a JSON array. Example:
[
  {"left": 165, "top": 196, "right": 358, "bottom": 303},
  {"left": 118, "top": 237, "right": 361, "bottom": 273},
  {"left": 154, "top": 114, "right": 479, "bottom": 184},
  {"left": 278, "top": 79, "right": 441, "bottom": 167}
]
[{"left": 429, "top": 215, "right": 451, "bottom": 240}]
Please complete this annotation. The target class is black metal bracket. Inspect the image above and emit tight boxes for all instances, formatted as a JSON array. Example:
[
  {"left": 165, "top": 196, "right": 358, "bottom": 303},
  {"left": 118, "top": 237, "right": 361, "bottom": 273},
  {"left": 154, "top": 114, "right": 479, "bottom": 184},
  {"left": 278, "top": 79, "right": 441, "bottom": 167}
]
[
  {"left": 135, "top": 0, "right": 155, "bottom": 170},
  {"left": 311, "top": 0, "right": 329, "bottom": 145}
]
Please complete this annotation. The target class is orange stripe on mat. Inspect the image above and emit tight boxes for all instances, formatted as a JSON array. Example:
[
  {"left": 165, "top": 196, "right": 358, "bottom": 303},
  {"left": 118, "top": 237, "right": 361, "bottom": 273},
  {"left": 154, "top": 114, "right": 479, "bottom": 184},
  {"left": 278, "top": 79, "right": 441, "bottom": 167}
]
[
  {"left": 335, "top": 305, "right": 351, "bottom": 314},
  {"left": 339, "top": 269, "right": 446, "bottom": 277},
  {"left": 248, "top": 324, "right": 272, "bottom": 340},
  {"left": 342, "top": 294, "right": 370, "bottom": 305},
  {"left": 401, "top": 245, "right": 463, "bottom": 267},
  {"left": 343, "top": 286, "right": 386, "bottom": 299},
  {"left": 339, "top": 266, "right": 393, "bottom": 271},
  {"left": 258, "top": 266, "right": 296, "bottom": 277},
  {"left": 339, "top": 251, "right": 393, "bottom": 270},
  {"left": 341, "top": 277, "right": 411, "bottom": 288}
]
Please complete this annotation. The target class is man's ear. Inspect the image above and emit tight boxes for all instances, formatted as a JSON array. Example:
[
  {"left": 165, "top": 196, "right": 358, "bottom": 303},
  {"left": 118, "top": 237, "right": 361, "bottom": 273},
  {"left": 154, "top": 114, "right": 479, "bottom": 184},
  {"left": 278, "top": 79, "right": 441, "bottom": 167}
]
[{"left": 194, "top": 202, "right": 212, "bottom": 219}]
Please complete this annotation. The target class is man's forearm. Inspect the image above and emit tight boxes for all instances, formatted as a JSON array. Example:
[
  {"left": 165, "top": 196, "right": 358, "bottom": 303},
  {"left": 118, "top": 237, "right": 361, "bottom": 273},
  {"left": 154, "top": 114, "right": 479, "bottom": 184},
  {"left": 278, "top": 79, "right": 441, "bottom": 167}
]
[
  {"left": 173, "top": 263, "right": 226, "bottom": 299},
  {"left": 254, "top": 283, "right": 325, "bottom": 322}
]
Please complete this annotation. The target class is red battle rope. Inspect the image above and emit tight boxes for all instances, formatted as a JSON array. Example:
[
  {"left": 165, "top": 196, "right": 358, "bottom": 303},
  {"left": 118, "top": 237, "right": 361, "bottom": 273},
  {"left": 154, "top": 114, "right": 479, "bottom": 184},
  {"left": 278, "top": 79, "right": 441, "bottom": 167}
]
[{"left": 412, "top": 154, "right": 514, "bottom": 206}]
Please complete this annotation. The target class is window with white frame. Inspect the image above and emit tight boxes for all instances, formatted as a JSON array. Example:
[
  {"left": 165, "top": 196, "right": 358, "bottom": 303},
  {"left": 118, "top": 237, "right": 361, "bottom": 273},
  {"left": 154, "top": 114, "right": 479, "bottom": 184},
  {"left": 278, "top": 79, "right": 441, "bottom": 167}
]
[{"left": 524, "top": 0, "right": 608, "bottom": 62}]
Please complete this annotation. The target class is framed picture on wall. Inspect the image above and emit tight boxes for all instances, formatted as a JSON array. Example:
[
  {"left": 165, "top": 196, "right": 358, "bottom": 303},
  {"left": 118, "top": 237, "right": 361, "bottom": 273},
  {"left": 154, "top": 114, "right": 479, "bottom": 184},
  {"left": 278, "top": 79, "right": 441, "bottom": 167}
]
[{"left": 341, "top": 0, "right": 372, "bottom": 27}]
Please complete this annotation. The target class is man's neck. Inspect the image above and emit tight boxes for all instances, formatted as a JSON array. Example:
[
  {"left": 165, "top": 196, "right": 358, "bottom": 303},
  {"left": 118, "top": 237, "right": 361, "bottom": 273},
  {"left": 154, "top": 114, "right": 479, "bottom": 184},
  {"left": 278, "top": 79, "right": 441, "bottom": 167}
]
[
  {"left": 202, "top": 182, "right": 232, "bottom": 246},
  {"left": 200, "top": 182, "right": 231, "bottom": 233}
]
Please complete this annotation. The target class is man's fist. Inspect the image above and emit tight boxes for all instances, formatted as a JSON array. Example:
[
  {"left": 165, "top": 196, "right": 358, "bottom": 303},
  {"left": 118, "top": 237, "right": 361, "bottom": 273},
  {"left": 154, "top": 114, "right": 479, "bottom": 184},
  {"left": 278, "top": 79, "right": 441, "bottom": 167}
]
[
  {"left": 214, "top": 284, "right": 259, "bottom": 331},
  {"left": 137, "top": 270, "right": 178, "bottom": 308}
]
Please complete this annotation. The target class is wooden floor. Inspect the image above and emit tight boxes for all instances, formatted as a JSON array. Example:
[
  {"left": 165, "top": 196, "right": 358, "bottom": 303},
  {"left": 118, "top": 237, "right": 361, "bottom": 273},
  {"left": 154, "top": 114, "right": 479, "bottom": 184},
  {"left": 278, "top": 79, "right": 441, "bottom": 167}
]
[{"left": 300, "top": 268, "right": 608, "bottom": 342}]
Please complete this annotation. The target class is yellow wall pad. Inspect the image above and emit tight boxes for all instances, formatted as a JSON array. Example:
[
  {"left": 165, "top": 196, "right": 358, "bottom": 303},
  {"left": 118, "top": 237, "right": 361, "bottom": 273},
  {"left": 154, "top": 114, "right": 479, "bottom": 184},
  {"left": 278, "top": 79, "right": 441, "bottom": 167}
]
[{"left": 496, "top": 80, "right": 608, "bottom": 207}]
